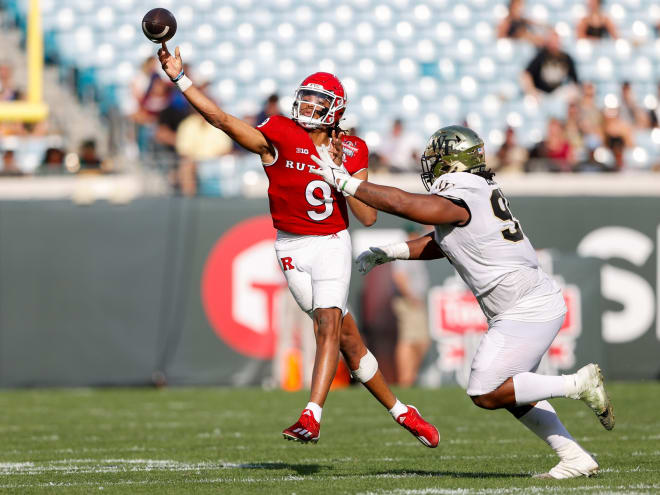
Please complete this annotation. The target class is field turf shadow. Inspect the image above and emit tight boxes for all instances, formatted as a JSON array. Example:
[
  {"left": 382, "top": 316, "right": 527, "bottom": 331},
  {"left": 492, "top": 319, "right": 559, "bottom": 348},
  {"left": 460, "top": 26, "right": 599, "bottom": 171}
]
[{"left": 237, "top": 462, "right": 323, "bottom": 475}]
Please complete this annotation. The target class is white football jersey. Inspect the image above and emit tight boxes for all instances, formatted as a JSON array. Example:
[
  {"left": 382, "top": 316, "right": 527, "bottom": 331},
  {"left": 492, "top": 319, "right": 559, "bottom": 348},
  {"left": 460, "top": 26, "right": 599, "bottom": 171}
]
[{"left": 431, "top": 172, "right": 566, "bottom": 323}]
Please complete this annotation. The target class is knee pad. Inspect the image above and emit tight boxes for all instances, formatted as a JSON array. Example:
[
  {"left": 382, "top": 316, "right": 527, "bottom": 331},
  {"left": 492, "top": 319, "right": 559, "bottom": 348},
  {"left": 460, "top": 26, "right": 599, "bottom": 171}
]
[{"left": 351, "top": 350, "right": 378, "bottom": 383}]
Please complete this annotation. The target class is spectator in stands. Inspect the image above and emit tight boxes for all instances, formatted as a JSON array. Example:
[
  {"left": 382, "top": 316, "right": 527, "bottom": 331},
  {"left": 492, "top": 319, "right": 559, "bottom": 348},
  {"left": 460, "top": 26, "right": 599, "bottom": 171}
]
[
  {"left": 576, "top": 0, "right": 618, "bottom": 40},
  {"left": 564, "top": 97, "right": 612, "bottom": 172},
  {"left": 649, "top": 83, "right": 660, "bottom": 128},
  {"left": 619, "top": 81, "right": 649, "bottom": 129},
  {"left": 127, "top": 57, "right": 159, "bottom": 117},
  {"left": 0, "top": 64, "right": 18, "bottom": 101},
  {"left": 497, "top": 0, "right": 545, "bottom": 46},
  {"left": 521, "top": 30, "right": 579, "bottom": 102},
  {"left": 527, "top": 118, "right": 575, "bottom": 172},
  {"left": 141, "top": 75, "right": 173, "bottom": 121},
  {"left": 491, "top": 127, "right": 528, "bottom": 174},
  {"left": 0, "top": 64, "right": 25, "bottom": 136},
  {"left": 256, "top": 93, "right": 282, "bottom": 125},
  {"left": 78, "top": 139, "right": 103, "bottom": 173},
  {"left": 152, "top": 82, "right": 192, "bottom": 172},
  {"left": 130, "top": 74, "right": 174, "bottom": 153},
  {"left": 565, "top": 101, "right": 586, "bottom": 160},
  {"left": 392, "top": 223, "right": 431, "bottom": 387},
  {"left": 0, "top": 149, "right": 22, "bottom": 176},
  {"left": 577, "top": 82, "right": 603, "bottom": 136},
  {"left": 174, "top": 85, "right": 233, "bottom": 196},
  {"left": 376, "top": 118, "right": 422, "bottom": 173},
  {"left": 574, "top": 137, "right": 611, "bottom": 172},
  {"left": 35, "top": 147, "right": 66, "bottom": 175},
  {"left": 175, "top": 112, "right": 233, "bottom": 162},
  {"left": 231, "top": 93, "right": 283, "bottom": 157},
  {"left": 125, "top": 57, "right": 160, "bottom": 151},
  {"left": 602, "top": 106, "right": 634, "bottom": 171}
]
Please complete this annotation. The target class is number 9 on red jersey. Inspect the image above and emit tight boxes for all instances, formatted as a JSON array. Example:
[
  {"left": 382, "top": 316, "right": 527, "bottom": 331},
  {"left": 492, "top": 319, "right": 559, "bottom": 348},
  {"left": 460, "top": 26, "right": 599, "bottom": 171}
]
[{"left": 257, "top": 115, "right": 368, "bottom": 235}]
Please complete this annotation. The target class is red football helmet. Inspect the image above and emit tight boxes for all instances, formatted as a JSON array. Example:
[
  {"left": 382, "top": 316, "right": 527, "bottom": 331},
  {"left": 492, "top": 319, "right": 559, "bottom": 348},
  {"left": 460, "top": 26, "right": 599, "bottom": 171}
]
[{"left": 291, "top": 72, "right": 347, "bottom": 129}]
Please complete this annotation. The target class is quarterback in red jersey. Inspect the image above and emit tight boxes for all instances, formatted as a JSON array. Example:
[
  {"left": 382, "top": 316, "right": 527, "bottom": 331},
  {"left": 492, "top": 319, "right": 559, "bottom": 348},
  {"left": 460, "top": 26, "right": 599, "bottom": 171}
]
[{"left": 157, "top": 43, "right": 438, "bottom": 447}]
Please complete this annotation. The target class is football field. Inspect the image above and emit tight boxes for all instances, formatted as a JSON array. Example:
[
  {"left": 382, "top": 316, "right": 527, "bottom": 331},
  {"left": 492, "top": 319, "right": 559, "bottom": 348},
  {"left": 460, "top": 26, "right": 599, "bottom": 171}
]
[{"left": 1, "top": 383, "right": 658, "bottom": 494}]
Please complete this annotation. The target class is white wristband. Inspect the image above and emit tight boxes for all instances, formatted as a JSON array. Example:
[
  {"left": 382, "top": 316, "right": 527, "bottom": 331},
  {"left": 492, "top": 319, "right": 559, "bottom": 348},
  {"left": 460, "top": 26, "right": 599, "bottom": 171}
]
[
  {"left": 382, "top": 242, "right": 410, "bottom": 260},
  {"left": 175, "top": 75, "right": 193, "bottom": 92},
  {"left": 338, "top": 176, "right": 363, "bottom": 196}
]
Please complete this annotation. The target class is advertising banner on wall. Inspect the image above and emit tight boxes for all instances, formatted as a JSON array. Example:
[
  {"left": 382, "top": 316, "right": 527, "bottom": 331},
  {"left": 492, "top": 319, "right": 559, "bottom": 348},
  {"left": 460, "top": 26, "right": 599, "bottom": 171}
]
[
  {"left": 415, "top": 253, "right": 604, "bottom": 388},
  {"left": 0, "top": 196, "right": 657, "bottom": 387}
]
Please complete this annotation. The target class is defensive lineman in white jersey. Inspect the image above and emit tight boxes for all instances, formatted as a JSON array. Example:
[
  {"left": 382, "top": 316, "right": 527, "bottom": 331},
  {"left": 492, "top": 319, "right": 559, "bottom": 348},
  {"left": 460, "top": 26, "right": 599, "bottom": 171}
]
[{"left": 310, "top": 125, "right": 614, "bottom": 479}]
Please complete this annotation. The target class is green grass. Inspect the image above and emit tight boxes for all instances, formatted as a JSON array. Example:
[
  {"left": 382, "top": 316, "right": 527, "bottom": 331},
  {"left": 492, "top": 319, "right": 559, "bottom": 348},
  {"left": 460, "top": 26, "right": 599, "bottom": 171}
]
[{"left": 0, "top": 383, "right": 658, "bottom": 494}]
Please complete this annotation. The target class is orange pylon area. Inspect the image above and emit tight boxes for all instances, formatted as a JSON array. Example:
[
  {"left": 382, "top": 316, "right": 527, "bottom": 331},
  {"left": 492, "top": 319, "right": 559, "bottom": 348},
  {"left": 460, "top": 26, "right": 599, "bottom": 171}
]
[
  {"left": 281, "top": 350, "right": 351, "bottom": 391},
  {"left": 330, "top": 357, "right": 351, "bottom": 390},
  {"left": 281, "top": 348, "right": 303, "bottom": 391}
]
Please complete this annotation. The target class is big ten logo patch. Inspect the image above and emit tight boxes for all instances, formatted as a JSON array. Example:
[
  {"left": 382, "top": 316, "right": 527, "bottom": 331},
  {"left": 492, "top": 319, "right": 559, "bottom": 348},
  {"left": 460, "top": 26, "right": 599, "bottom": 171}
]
[
  {"left": 201, "top": 216, "right": 288, "bottom": 359},
  {"left": 427, "top": 272, "right": 581, "bottom": 388}
]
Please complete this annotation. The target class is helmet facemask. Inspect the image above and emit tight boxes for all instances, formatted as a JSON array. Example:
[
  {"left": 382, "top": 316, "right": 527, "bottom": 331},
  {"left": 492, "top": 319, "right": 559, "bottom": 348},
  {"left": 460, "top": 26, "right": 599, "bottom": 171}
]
[{"left": 292, "top": 87, "right": 345, "bottom": 129}]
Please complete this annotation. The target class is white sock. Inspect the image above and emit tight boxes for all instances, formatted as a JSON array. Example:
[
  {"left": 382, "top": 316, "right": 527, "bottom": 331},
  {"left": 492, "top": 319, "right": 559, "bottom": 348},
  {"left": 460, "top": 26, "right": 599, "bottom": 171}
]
[
  {"left": 513, "top": 372, "right": 573, "bottom": 405},
  {"left": 389, "top": 399, "right": 408, "bottom": 419},
  {"left": 305, "top": 402, "right": 322, "bottom": 422},
  {"left": 517, "top": 400, "right": 577, "bottom": 457}
]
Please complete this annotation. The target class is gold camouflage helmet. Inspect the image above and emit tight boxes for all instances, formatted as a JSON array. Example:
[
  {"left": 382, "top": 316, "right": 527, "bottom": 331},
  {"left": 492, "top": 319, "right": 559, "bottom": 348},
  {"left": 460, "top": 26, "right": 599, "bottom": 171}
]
[{"left": 420, "top": 125, "right": 487, "bottom": 191}]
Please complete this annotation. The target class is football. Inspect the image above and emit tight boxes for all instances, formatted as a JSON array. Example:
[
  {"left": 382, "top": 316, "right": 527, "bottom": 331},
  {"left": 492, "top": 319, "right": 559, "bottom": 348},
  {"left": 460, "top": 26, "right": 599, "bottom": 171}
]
[{"left": 141, "top": 8, "right": 177, "bottom": 43}]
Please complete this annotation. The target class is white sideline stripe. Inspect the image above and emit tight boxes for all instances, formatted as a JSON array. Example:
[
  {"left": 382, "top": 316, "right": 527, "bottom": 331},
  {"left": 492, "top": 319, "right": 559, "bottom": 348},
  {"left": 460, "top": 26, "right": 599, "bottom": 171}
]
[{"left": 293, "top": 428, "right": 302, "bottom": 433}]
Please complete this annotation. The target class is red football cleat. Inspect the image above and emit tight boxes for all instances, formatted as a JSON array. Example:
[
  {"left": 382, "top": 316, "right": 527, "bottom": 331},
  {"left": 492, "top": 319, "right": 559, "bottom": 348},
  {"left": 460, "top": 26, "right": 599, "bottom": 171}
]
[
  {"left": 396, "top": 405, "right": 440, "bottom": 448},
  {"left": 282, "top": 409, "right": 320, "bottom": 444}
]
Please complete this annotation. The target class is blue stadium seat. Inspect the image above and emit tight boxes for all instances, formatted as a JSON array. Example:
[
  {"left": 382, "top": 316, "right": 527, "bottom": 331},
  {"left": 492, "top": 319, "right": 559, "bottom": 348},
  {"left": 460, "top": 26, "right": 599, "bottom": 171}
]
[{"left": 2, "top": 0, "right": 656, "bottom": 167}]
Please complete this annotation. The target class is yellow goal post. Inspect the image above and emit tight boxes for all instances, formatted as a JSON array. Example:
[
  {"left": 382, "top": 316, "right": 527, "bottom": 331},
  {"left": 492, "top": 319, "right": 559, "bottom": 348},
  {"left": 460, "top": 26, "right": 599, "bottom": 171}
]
[{"left": 0, "top": 0, "right": 48, "bottom": 122}]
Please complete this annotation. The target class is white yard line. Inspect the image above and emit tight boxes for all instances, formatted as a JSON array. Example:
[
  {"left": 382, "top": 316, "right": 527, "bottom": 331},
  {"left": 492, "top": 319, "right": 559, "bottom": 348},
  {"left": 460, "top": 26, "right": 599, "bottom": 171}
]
[{"left": 0, "top": 459, "right": 227, "bottom": 475}]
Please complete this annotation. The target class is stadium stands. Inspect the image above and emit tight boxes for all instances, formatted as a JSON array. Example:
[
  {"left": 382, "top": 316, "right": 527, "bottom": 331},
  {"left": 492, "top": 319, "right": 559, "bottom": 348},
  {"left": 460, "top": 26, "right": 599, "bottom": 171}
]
[{"left": 3, "top": 0, "right": 660, "bottom": 188}]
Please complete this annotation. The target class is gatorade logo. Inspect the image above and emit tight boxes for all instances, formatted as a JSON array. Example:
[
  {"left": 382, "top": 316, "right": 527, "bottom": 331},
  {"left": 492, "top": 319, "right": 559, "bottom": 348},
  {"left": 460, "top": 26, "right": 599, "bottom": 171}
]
[{"left": 201, "top": 216, "right": 286, "bottom": 359}]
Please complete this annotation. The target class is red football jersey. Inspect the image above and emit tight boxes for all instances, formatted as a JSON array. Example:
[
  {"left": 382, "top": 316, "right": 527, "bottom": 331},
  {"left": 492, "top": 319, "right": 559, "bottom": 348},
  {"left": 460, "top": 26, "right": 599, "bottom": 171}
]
[{"left": 257, "top": 115, "right": 368, "bottom": 235}]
